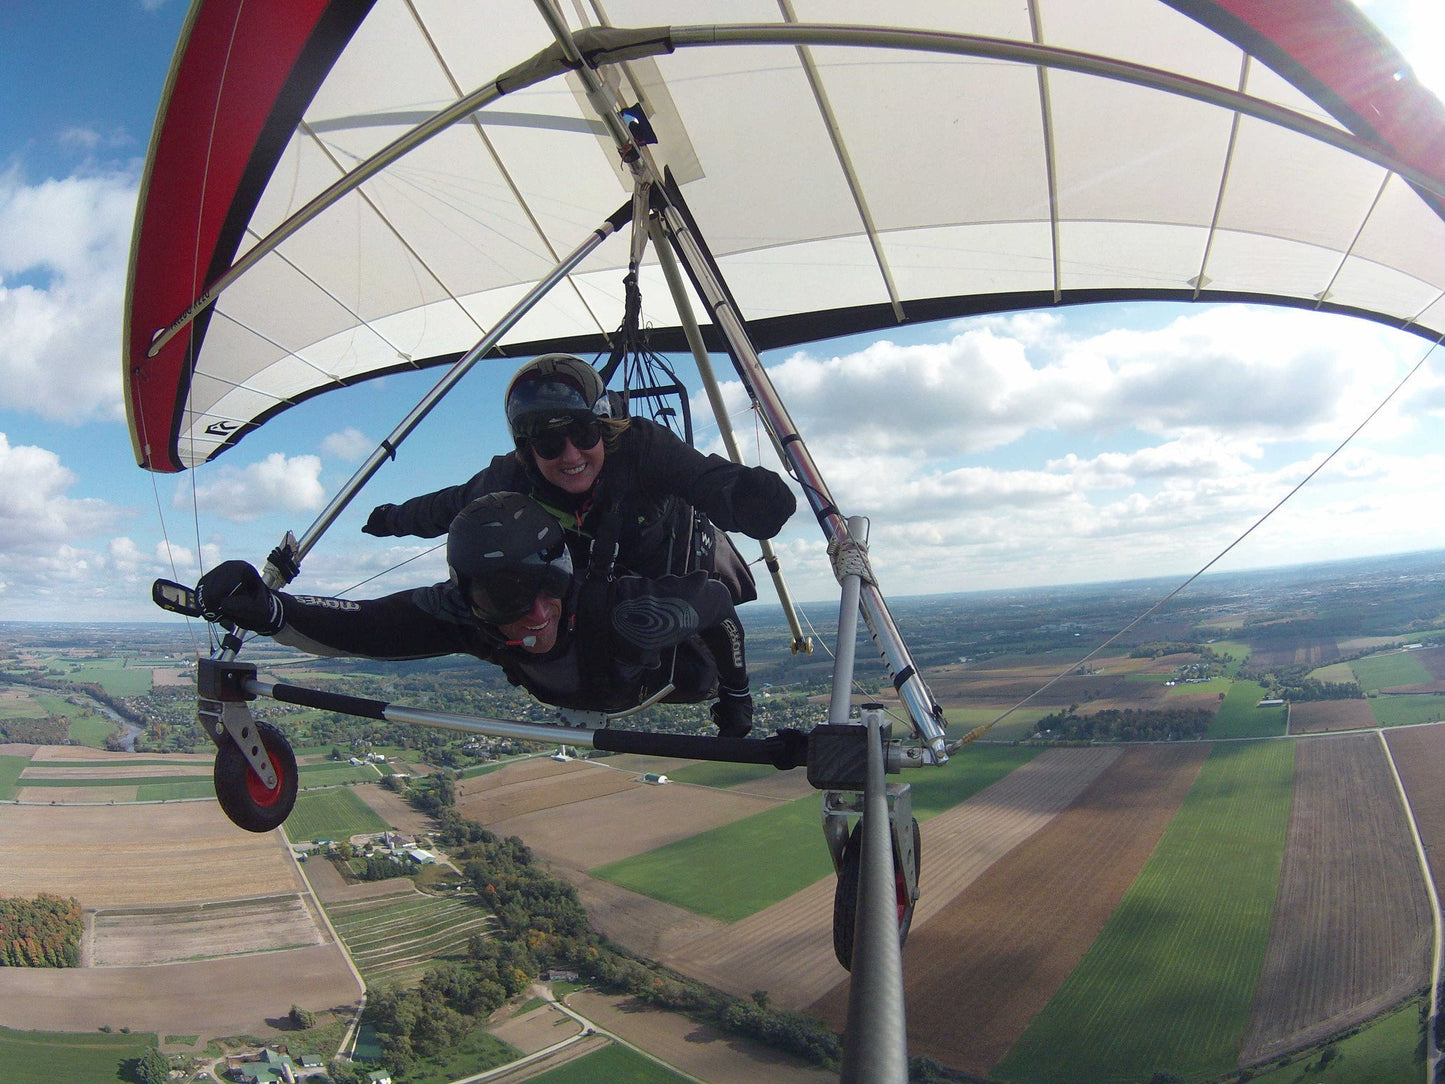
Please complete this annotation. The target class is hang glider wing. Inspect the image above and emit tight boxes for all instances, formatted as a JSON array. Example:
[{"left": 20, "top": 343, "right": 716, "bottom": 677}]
[{"left": 124, "top": 0, "right": 1445, "bottom": 473}]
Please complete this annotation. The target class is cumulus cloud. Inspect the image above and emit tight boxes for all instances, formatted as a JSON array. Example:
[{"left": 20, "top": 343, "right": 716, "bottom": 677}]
[
  {"left": 0, "top": 165, "right": 138, "bottom": 423},
  {"left": 0, "top": 432, "right": 116, "bottom": 550},
  {"left": 183, "top": 452, "right": 327, "bottom": 522},
  {"left": 321, "top": 427, "right": 373, "bottom": 461}
]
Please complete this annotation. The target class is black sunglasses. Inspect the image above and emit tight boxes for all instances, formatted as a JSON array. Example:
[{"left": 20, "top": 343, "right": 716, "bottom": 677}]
[{"left": 523, "top": 419, "right": 603, "bottom": 460}]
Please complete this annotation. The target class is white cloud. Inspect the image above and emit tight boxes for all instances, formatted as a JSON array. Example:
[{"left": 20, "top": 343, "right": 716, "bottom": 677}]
[
  {"left": 321, "top": 427, "right": 373, "bottom": 461},
  {"left": 0, "top": 166, "right": 138, "bottom": 423},
  {"left": 0, "top": 432, "right": 116, "bottom": 550},
  {"left": 183, "top": 453, "right": 327, "bottom": 522}
]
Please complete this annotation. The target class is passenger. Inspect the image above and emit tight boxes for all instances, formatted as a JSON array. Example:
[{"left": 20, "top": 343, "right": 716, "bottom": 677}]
[
  {"left": 361, "top": 354, "right": 795, "bottom": 605},
  {"left": 198, "top": 492, "right": 757, "bottom": 736}
]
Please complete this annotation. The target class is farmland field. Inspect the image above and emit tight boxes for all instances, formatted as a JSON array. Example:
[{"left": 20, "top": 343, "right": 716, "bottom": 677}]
[
  {"left": 1351, "top": 651, "right": 1433, "bottom": 692},
  {"left": 810, "top": 743, "right": 1208, "bottom": 1075},
  {"left": 1290, "top": 699, "right": 1377, "bottom": 733},
  {"left": 995, "top": 740, "right": 1295, "bottom": 1084},
  {"left": 284, "top": 785, "right": 390, "bottom": 842},
  {"left": 1367, "top": 693, "right": 1445, "bottom": 728},
  {"left": 1240, "top": 733, "right": 1431, "bottom": 1063},
  {"left": 325, "top": 887, "right": 495, "bottom": 988},
  {"left": 1209, "top": 679, "right": 1287, "bottom": 738},
  {"left": 0, "top": 1025, "right": 159, "bottom": 1084}
]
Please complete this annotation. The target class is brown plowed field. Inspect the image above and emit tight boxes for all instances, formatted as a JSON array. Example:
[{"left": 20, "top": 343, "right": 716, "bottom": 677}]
[
  {"left": 90, "top": 895, "right": 327, "bottom": 966},
  {"left": 1240, "top": 733, "right": 1432, "bottom": 1063},
  {"left": 1249, "top": 641, "right": 1342, "bottom": 668},
  {"left": 456, "top": 757, "right": 640, "bottom": 823},
  {"left": 0, "top": 945, "right": 360, "bottom": 1036},
  {"left": 810, "top": 744, "right": 1209, "bottom": 1074},
  {"left": 489, "top": 779, "right": 781, "bottom": 870},
  {"left": 566, "top": 991, "right": 838, "bottom": 1084},
  {"left": 1289, "top": 699, "right": 1378, "bottom": 734},
  {"left": 661, "top": 747, "right": 1122, "bottom": 1009},
  {"left": 1385, "top": 724, "right": 1445, "bottom": 893},
  {"left": 0, "top": 802, "right": 304, "bottom": 906}
]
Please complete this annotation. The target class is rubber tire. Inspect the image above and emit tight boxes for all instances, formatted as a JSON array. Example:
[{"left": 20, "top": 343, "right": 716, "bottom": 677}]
[
  {"left": 213, "top": 719, "right": 298, "bottom": 833},
  {"left": 832, "top": 816, "right": 922, "bottom": 972}
]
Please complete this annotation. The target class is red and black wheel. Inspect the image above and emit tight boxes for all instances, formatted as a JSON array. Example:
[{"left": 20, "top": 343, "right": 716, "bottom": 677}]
[
  {"left": 213, "top": 719, "right": 297, "bottom": 833},
  {"left": 832, "top": 815, "right": 921, "bottom": 972}
]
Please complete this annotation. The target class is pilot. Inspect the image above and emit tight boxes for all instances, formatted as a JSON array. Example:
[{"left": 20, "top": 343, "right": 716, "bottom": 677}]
[{"left": 198, "top": 491, "right": 755, "bottom": 736}]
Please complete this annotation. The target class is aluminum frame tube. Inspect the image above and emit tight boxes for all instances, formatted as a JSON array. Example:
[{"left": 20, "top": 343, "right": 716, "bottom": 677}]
[
  {"left": 260, "top": 201, "right": 630, "bottom": 584},
  {"left": 646, "top": 215, "right": 810, "bottom": 653},
  {"left": 841, "top": 705, "right": 909, "bottom": 1083},
  {"left": 828, "top": 518, "right": 867, "bottom": 727}
]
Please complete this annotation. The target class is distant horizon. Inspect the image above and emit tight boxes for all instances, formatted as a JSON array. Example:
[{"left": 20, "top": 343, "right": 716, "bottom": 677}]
[{"left": 7, "top": 543, "right": 1443, "bottom": 628}]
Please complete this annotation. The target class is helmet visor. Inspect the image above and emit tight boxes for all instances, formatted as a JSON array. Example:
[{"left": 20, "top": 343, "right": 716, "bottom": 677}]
[{"left": 465, "top": 542, "right": 573, "bottom": 625}]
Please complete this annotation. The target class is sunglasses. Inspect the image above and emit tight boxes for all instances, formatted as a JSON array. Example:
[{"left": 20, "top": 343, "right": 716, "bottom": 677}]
[
  {"left": 466, "top": 543, "right": 574, "bottom": 625},
  {"left": 523, "top": 419, "right": 603, "bottom": 460}
]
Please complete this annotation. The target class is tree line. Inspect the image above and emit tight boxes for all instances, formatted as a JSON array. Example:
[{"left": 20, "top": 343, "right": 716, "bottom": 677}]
[
  {"left": 1037, "top": 706, "right": 1214, "bottom": 743},
  {"left": 0, "top": 893, "right": 82, "bottom": 967}
]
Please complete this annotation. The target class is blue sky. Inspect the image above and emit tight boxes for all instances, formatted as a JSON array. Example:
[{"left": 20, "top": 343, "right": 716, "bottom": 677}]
[{"left": 2, "top": 0, "right": 1444, "bottom": 624}]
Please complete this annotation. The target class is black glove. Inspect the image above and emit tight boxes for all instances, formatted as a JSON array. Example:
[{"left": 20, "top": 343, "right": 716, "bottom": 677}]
[
  {"left": 730, "top": 466, "right": 796, "bottom": 539},
  {"left": 710, "top": 694, "right": 754, "bottom": 739},
  {"left": 362, "top": 503, "right": 397, "bottom": 537},
  {"left": 196, "top": 561, "right": 285, "bottom": 635}
]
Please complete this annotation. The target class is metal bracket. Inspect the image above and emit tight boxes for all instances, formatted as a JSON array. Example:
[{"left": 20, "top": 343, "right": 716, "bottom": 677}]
[{"left": 195, "top": 658, "right": 277, "bottom": 790}]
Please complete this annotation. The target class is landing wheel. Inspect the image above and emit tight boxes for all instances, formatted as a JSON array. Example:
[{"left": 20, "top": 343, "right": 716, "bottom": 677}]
[
  {"left": 213, "top": 720, "right": 297, "bottom": 832},
  {"left": 832, "top": 816, "right": 921, "bottom": 972}
]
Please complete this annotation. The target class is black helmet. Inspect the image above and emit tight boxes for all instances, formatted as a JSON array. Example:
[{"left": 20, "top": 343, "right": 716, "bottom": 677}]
[
  {"left": 504, "top": 354, "right": 611, "bottom": 441},
  {"left": 447, "top": 493, "right": 573, "bottom": 624}
]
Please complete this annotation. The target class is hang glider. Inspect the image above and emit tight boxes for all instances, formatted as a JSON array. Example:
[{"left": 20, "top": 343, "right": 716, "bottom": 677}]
[{"left": 124, "top": 0, "right": 1445, "bottom": 475}]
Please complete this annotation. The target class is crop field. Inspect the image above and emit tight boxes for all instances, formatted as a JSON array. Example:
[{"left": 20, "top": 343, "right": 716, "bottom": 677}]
[
  {"left": 325, "top": 888, "right": 495, "bottom": 989},
  {"left": 1240, "top": 733, "right": 1431, "bottom": 1064},
  {"left": 995, "top": 740, "right": 1295, "bottom": 1084},
  {"left": 284, "top": 785, "right": 390, "bottom": 842},
  {"left": 1289, "top": 699, "right": 1377, "bottom": 733},
  {"left": 1245, "top": 998, "right": 1424, "bottom": 1084},
  {"left": 90, "top": 894, "right": 328, "bottom": 966},
  {"left": 663, "top": 748, "right": 1121, "bottom": 1010},
  {"left": 527, "top": 1042, "right": 692, "bottom": 1082},
  {"left": 0, "top": 1024, "right": 159, "bottom": 1084},
  {"left": 1351, "top": 651, "right": 1433, "bottom": 692},
  {"left": 591, "top": 745, "right": 1037, "bottom": 922},
  {"left": 1209, "top": 679, "right": 1287, "bottom": 738},
  {"left": 48, "top": 662, "right": 152, "bottom": 697},
  {"left": 1367, "top": 693, "right": 1445, "bottom": 728},
  {"left": 812, "top": 744, "right": 1208, "bottom": 1075},
  {"left": 1384, "top": 724, "right": 1445, "bottom": 889}
]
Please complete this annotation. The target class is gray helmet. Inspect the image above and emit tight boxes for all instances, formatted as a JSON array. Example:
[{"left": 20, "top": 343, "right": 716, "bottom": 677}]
[
  {"left": 447, "top": 492, "right": 573, "bottom": 624},
  {"left": 504, "top": 354, "right": 611, "bottom": 441}
]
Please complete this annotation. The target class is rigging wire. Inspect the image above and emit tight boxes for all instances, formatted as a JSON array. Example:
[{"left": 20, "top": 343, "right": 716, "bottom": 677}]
[{"left": 957, "top": 335, "right": 1444, "bottom": 750}]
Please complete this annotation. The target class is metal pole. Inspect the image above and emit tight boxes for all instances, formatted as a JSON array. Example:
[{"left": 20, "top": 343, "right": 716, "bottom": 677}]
[
  {"left": 646, "top": 215, "right": 811, "bottom": 654},
  {"left": 828, "top": 518, "right": 867, "bottom": 727},
  {"left": 260, "top": 200, "right": 631, "bottom": 583},
  {"left": 841, "top": 705, "right": 909, "bottom": 1083}
]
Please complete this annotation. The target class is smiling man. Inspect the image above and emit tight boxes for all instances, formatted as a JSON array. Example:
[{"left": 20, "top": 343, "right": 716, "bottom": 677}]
[{"left": 196, "top": 492, "right": 756, "bottom": 736}]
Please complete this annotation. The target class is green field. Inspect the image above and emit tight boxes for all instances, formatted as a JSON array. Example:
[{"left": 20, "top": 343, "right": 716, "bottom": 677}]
[
  {"left": 326, "top": 890, "right": 495, "bottom": 988},
  {"left": 49, "top": 663, "right": 152, "bottom": 697},
  {"left": 528, "top": 1042, "right": 693, "bottom": 1082},
  {"left": 1208, "top": 679, "right": 1287, "bottom": 739},
  {"left": 1244, "top": 997, "right": 1423, "bottom": 1084},
  {"left": 996, "top": 739, "right": 1295, "bottom": 1084},
  {"left": 1365, "top": 693, "right": 1445, "bottom": 728},
  {"left": 664, "top": 760, "right": 779, "bottom": 788},
  {"left": 0, "top": 754, "right": 26, "bottom": 799},
  {"left": 943, "top": 705, "right": 1052, "bottom": 742},
  {"left": 593, "top": 745, "right": 1036, "bottom": 921},
  {"left": 1351, "top": 651, "right": 1433, "bottom": 693},
  {"left": 285, "top": 785, "right": 390, "bottom": 841},
  {"left": 0, "top": 1025, "right": 160, "bottom": 1084}
]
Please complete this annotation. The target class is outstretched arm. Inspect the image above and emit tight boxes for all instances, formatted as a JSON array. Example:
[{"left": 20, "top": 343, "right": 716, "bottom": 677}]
[{"left": 196, "top": 561, "right": 478, "bottom": 660}]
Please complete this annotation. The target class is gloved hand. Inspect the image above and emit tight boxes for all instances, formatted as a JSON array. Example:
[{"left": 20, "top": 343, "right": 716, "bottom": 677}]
[
  {"left": 362, "top": 504, "right": 397, "bottom": 537},
  {"left": 710, "top": 694, "right": 754, "bottom": 739},
  {"left": 729, "top": 466, "right": 797, "bottom": 539},
  {"left": 195, "top": 561, "right": 285, "bottom": 635}
]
